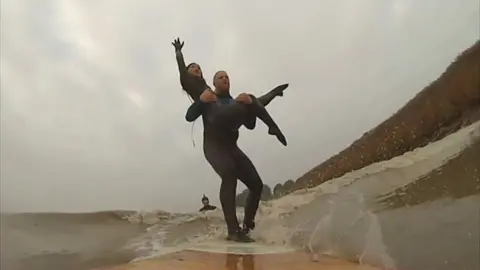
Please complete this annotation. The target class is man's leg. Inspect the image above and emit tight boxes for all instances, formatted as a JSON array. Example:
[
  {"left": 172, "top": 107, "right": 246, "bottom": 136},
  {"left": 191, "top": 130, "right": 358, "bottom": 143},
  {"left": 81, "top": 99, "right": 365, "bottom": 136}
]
[
  {"left": 219, "top": 173, "right": 240, "bottom": 236},
  {"left": 203, "top": 143, "right": 240, "bottom": 236},
  {"left": 233, "top": 147, "right": 264, "bottom": 233}
]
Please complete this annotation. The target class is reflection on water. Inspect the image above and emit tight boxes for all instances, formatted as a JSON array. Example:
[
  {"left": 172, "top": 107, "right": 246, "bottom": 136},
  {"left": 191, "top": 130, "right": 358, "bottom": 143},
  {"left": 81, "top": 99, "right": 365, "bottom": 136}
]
[
  {"left": 225, "top": 254, "right": 255, "bottom": 270},
  {"left": 377, "top": 138, "right": 480, "bottom": 210},
  {"left": 372, "top": 137, "right": 480, "bottom": 270}
]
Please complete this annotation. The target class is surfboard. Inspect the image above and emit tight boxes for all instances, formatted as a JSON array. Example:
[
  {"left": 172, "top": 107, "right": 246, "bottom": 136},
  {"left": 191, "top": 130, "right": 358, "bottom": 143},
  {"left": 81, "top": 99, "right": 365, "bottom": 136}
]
[
  {"left": 96, "top": 250, "right": 380, "bottom": 270},
  {"left": 186, "top": 240, "right": 297, "bottom": 255},
  {"left": 95, "top": 241, "right": 382, "bottom": 270}
]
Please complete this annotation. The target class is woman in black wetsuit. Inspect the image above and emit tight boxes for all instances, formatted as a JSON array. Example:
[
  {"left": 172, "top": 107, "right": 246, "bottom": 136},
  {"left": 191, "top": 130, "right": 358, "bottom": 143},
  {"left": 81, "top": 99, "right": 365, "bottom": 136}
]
[
  {"left": 172, "top": 39, "right": 287, "bottom": 141},
  {"left": 172, "top": 38, "right": 287, "bottom": 242},
  {"left": 185, "top": 84, "right": 289, "bottom": 131}
]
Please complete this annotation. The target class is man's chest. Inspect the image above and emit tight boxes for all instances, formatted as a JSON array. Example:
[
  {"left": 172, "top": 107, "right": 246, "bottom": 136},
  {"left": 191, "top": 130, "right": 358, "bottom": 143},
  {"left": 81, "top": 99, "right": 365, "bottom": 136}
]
[{"left": 216, "top": 96, "right": 236, "bottom": 105}]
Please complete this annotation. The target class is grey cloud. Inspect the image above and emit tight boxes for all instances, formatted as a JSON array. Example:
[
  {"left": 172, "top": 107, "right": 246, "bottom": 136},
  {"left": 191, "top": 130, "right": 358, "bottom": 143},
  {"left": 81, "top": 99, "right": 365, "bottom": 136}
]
[{"left": 1, "top": 0, "right": 478, "bottom": 213}]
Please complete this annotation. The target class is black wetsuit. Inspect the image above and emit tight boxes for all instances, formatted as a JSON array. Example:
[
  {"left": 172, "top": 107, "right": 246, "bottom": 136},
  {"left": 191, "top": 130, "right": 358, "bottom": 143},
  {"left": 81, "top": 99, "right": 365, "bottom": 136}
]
[
  {"left": 174, "top": 50, "right": 285, "bottom": 235},
  {"left": 201, "top": 94, "right": 267, "bottom": 235},
  {"left": 185, "top": 84, "right": 288, "bottom": 125}
]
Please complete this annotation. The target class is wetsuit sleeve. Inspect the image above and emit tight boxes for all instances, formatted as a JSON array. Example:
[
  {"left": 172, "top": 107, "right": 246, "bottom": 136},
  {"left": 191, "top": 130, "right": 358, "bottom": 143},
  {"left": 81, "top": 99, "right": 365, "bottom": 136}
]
[
  {"left": 185, "top": 82, "right": 214, "bottom": 122},
  {"left": 185, "top": 99, "right": 205, "bottom": 122},
  {"left": 175, "top": 51, "right": 190, "bottom": 89},
  {"left": 175, "top": 50, "right": 205, "bottom": 101}
]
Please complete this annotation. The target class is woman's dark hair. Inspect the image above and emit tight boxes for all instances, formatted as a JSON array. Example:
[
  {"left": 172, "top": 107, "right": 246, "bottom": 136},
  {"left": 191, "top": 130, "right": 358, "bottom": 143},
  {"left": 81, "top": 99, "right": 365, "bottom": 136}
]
[{"left": 186, "top": 62, "right": 203, "bottom": 78}]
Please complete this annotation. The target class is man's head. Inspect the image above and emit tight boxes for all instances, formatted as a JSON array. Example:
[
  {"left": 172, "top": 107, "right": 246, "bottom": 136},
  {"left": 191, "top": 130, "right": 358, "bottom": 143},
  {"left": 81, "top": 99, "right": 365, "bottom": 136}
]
[
  {"left": 187, "top": 63, "right": 203, "bottom": 77},
  {"left": 201, "top": 194, "right": 209, "bottom": 206},
  {"left": 213, "top": 70, "right": 230, "bottom": 94}
]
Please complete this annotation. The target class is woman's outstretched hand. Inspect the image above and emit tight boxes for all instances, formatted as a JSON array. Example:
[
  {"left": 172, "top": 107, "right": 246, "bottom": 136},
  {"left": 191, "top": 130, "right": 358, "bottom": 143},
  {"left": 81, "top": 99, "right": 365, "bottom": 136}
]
[{"left": 172, "top": 38, "right": 184, "bottom": 51}]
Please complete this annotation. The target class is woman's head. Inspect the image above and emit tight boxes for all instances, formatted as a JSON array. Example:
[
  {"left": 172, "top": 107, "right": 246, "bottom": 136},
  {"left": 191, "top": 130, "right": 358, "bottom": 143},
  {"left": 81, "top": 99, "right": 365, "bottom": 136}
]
[
  {"left": 213, "top": 70, "right": 230, "bottom": 93},
  {"left": 187, "top": 63, "right": 202, "bottom": 77}
]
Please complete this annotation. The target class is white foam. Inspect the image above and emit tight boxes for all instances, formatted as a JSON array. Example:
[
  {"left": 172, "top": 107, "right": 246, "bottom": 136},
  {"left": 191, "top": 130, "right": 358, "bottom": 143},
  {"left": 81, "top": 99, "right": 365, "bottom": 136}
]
[
  {"left": 258, "top": 121, "right": 480, "bottom": 224},
  {"left": 125, "top": 121, "right": 480, "bottom": 264},
  {"left": 251, "top": 122, "right": 479, "bottom": 267}
]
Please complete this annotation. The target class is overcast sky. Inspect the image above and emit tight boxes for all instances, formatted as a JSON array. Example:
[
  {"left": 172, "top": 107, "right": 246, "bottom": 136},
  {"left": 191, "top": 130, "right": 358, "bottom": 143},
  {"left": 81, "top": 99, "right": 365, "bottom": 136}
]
[{"left": 1, "top": 0, "right": 478, "bottom": 213}]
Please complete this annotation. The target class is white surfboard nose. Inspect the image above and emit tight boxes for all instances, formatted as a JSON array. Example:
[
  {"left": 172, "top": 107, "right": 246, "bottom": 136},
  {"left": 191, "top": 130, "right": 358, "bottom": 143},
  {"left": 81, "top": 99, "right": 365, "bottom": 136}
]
[{"left": 186, "top": 241, "right": 297, "bottom": 255}]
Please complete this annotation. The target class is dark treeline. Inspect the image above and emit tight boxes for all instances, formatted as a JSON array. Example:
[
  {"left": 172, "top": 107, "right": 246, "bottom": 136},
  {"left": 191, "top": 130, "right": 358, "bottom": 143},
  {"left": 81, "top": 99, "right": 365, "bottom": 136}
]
[{"left": 235, "top": 179, "right": 296, "bottom": 207}]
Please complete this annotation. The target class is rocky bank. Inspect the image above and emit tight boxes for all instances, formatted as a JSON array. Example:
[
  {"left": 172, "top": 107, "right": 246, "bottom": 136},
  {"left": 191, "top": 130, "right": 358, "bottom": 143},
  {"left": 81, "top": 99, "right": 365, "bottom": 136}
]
[{"left": 292, "top": 39, "right": 480, "bottom": 191}]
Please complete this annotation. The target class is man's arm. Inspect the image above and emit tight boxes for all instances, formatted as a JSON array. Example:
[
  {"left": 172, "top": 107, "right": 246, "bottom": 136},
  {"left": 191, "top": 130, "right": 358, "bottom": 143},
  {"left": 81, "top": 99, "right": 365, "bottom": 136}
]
[
  {"left": 185, "top": 89, "right": 218, "bottom": 122},
  {"left": 185, "top": 100, "right": 204, "bottom": 122}
]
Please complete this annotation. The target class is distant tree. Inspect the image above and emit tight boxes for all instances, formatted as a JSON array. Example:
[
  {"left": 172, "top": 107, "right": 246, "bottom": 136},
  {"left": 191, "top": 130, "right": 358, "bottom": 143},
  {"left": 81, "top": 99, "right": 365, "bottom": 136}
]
[
  {"left": 273, "top": 183, "right": 284, "bottom": 198},
  {"left": 261, "top": 184, "right": 273, "bottom": 201},
  {"left": 235, "top": 184, "right": 273, "bottom": 207},
  {"left": 283, "top": 179, "right": 295, "bottom": 195},
  {"left": 235, "top": 189, "right": 249, "bottom": 207}
]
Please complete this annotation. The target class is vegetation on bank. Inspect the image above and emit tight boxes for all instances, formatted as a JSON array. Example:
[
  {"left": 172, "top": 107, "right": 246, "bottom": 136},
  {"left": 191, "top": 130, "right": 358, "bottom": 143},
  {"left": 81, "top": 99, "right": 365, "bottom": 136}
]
[
  {"left": 290, "top": 40, "right": 480, "bottom": 191},
  {"left": 236, "top": 40, "right": 479, "bottom": 204},
  {"left": 235, "top": 180, "right": 297, "bottom": 206}
]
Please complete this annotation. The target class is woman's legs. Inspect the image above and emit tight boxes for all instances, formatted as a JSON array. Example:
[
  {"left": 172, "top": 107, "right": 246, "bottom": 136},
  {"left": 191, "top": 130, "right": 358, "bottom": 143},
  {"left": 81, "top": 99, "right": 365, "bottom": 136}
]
[
  {"left": 204, "top": 98, "right": 287, "bottom": 146},
  {"left": 244, "top": 84, "right": 289, "bottom": 130},
  {"left": 203, "top": 103, "right": 246, "bottom": 130},
  {"left": 257, "top": 83, "right": 289, "bottom": 107},
  {"left": 247, "top": 95, "right": 287, "bottom": 146}
]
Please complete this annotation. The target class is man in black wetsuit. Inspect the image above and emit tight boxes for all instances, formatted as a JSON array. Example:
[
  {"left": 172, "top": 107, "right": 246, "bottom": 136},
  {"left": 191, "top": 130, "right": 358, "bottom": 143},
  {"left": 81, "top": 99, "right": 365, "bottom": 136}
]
[
  {"left": 199, "top": 194, "right": 217, "bottom": 213},
  {"left": 172, "top": 38, "right": 287, "bottom": 242},
  {"left": 187, "top": 70, "right": 281, "bottom": 242}
]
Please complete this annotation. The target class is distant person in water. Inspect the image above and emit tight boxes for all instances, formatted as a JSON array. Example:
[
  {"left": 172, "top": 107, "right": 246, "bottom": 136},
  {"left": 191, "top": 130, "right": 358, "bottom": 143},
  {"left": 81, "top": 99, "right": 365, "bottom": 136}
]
[
  {"left": 172, "top": 38, "right": 288, "bottom": 242},
  {"left": 199, "top": 195, "right": 217, "bottom": 213}
]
